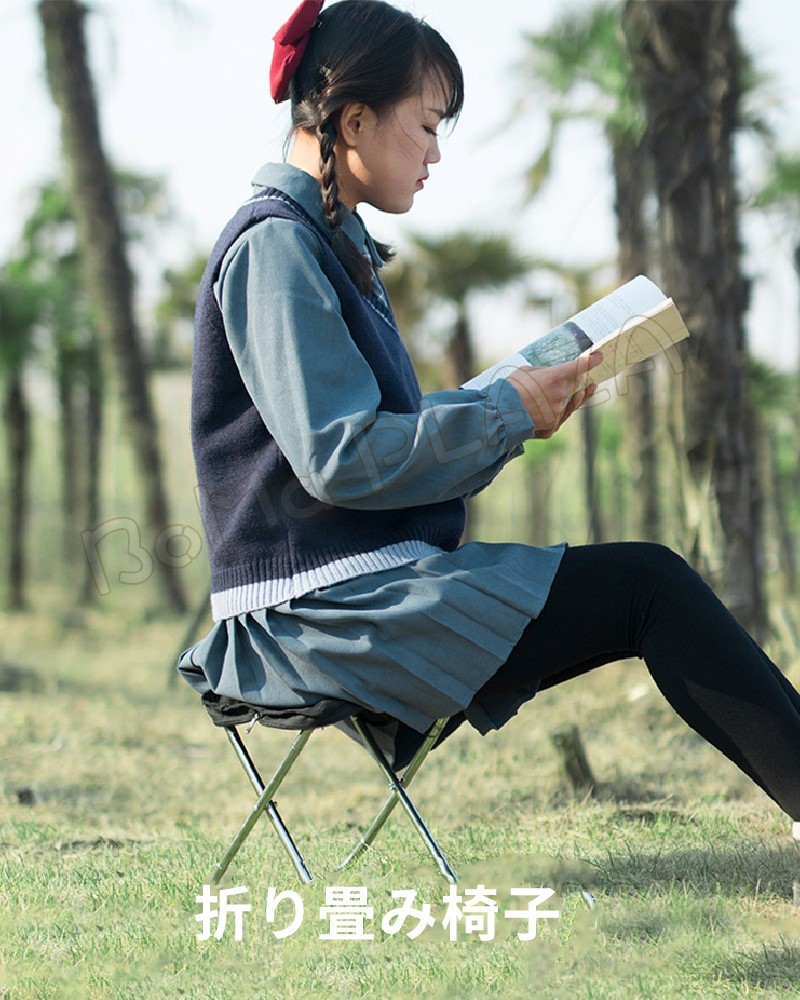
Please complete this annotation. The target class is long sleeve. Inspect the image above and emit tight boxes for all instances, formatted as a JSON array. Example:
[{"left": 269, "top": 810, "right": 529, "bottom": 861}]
[{"left": 217, "top": 218, "right": 535, "bottom": 511}]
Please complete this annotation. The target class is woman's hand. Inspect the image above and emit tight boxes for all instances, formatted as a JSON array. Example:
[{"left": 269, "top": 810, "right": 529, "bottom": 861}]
[{"left": 506, "top": 351, "right": 604, "bottom": 439}]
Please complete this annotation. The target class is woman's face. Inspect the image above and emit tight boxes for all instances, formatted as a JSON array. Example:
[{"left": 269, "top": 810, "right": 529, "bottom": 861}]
[{"left": 336, "top": 77, "right": 447, "bottom": 215}]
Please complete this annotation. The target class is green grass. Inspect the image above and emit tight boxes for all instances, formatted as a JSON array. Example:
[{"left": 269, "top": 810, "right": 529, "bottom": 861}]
[
  {"left": 1, "top": 603, "right": 799, "bottom": 999},
  {"left": 2, "top": 376, "right": 799, "bottom": 996}
]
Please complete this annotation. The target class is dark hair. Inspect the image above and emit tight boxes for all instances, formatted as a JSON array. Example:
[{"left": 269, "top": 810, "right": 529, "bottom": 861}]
[{"left": 289, "top": 0, "right": 464, "bottom": 293}]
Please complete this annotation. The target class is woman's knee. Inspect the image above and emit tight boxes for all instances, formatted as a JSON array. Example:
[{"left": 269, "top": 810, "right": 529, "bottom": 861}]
[
  {"left": 570, "top": 540, "right": 685, "bottom": 572},
  {"left": 632, "top": 541, "right": 688, "bottom": 570},
  {"left": 571, "top": 541, "right": 698, "bottom": 593},
  {"left": 618, "top": 544, "right": 715, "bottom": 610},
  {"left": 620, "top": 541, "right": 696, "bottom": 583},
  {"left": 556, "top": 541, "right": 701, "bottom": 604}
]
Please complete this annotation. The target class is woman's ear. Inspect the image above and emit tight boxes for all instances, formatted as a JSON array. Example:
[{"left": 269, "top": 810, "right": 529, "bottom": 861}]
[{"left": 338, "top": 103, "right": 377, "bottom": 147}]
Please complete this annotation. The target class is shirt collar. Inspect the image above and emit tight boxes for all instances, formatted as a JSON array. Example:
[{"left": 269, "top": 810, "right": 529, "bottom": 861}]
[{"left": 250, "top": 162, "right": 383, "bottom": 268}]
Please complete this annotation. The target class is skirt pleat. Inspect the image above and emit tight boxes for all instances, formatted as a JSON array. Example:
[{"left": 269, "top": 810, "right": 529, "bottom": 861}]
[{"left": 179, "top": 541, "right": 565, "bottom": 738}]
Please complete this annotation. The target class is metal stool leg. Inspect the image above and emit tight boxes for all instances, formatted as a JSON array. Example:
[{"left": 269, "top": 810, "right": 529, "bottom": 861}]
[
  {"left": 338, "top": 716, "right": 457, "bottom": 883},
  {"left": 210, "top": 727, "right": 313, "bottom": 885},
  {"left": 336, "top": 717, "right": 449, "bottom": 873}
]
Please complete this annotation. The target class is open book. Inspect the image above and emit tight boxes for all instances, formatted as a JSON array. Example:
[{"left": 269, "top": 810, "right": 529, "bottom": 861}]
[{"left": 463, "top": 275, "right": 690, "bottom": 391}]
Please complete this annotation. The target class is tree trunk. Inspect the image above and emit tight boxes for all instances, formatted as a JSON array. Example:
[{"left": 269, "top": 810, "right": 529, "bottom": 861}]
[
  {"left": 791, "top": 242, "right": 800, "bottom": 505},
  {"left": 56, "top": 339, "right": 80, "bottom": 567},
  {"left": 550, "top": 724, "right": 597, "bottom": 796},
  {"left": 623, "top": 0, "right": 766, "bottom": 636},
  {"left": 613, "top": 135, "right": 661, "bottom": 541},
  {"left": 765, "top": 423, "right": 797, "bottom": 595},
  {"left": 38, "top": 0, "right": 186, "bottom": 612},
  {"left": 443, "top": 309, "right": 475, "bottom": 389},
  {"left": 445, "top": 309, "right": 478, "bottom": 540},
  {"left": 4, "top": 374, "right": 30, "bottom": 611},
  {"left": 82, "top": 333, "right": 103, "bottom": 605},
  {"left": 527, "top": 457, "right": 551, "bottom": 547},
  {"left": 581, "top": 406, "right": 604, "bottom": 543}
]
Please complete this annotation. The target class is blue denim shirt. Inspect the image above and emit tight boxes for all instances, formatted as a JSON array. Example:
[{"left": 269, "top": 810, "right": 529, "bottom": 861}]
[{"left": 214, "top": 162, "right": 535, "bottom": 513}]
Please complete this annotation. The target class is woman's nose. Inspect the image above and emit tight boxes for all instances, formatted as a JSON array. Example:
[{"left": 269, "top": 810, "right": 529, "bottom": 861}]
[{"left": 427, "top": 137, "right": 442, "bottom": 164}]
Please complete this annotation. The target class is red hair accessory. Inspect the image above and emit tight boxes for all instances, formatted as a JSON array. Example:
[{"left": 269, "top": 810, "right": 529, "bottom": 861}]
[{"left": 270, "top": 0, "right": 325, "bottom": 103}]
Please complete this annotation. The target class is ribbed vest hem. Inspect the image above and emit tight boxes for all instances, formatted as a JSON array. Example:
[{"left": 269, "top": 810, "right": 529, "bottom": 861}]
[{"left": 210, "top": 540, "right": 443, "bottom": 621}]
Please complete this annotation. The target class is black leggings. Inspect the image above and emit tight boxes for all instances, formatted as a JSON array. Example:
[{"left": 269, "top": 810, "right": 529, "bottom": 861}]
[{"left": 477, "top": 542, "right": 800, "bottom": 821}]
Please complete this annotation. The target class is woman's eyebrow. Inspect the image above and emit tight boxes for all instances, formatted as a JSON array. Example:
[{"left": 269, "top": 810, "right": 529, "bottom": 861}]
[{"left": 427, "top": 107, "right": 446, "bottom": 118}]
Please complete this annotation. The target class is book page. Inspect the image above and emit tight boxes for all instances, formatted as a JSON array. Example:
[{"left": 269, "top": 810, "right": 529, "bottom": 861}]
[
  {"left": 568, "top": 275, "right": 666, "bottom": 345},
  {"left": 578, "top": 298, "right": 689, "bottom": 388},
  {"left": 462, "top": 274, "right": 686, "bottom": 391}
]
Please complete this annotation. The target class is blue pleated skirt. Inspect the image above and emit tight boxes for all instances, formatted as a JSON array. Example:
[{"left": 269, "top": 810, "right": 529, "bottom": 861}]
[{"left": 179, "top": 541, "right": 565, "bottom": 747}]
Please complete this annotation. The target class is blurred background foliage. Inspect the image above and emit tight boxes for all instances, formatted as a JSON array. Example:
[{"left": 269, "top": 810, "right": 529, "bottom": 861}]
[{"left": 2, "top": 0, "right": 800, "bottom": 660}]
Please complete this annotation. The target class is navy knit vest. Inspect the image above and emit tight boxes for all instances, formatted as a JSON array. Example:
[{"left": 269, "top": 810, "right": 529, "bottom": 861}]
[{"left": 192, "top": 188, "right": 467, "bottom": 619}]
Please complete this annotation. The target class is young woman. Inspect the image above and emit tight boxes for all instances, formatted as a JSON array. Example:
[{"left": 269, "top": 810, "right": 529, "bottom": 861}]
[{"left": 179, "top": 0, "right": 800, "bottom": 851}]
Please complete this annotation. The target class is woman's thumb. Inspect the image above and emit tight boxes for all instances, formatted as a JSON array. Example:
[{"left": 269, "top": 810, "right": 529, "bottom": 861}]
[{"left": 574, "top": 349, "right": 604, "bottom": 389}]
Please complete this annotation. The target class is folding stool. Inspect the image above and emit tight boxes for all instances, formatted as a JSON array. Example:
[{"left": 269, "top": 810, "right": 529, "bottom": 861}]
[{"left": 205, "top": 696, "right": 457, "bottom": 886}]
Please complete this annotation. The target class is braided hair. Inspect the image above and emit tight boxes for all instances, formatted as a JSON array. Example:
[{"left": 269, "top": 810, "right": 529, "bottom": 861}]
[{"left": 288, "top": 0, "right": 464, "bottom": 294}]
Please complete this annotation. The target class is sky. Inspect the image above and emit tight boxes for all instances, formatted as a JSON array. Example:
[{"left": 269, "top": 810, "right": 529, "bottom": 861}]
[{"left": 3, "top": 0, "right": 800, "bottom": 365}]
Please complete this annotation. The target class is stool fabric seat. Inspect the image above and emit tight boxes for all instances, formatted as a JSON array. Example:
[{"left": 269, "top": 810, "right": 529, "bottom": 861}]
[{"left": 201, "top": 689, "right": 360, "bottom": 730}]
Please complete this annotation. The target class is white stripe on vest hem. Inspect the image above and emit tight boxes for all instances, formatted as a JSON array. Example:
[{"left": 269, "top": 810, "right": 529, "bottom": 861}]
[{"left": 210, "top": 540, "right": 443, "bottom": 621}]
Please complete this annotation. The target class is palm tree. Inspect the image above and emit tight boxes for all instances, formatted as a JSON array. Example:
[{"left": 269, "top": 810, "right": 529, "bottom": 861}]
[
  {"left": 402, "top": 232, "right": 530, "bottom": 388},
  {"left": 18, "top": 172, "right": 179, "bottom": 604},
  {"left": 518, "top": 1, "right": 662, "bottom": 541},
  {"left": 378, "top": 257, "right": 435, "bottom": 381},
  {"left": 385, "top": 231, "right": 530, "bottom": 540},
  {"left": 0, "top": 269, "right": 40, "bottom": 610},
  {"left": 153, "top": 253, "right": 208, "bottom": 371},
  {"left": 37, "top": 0, "right": 187, "bottom": 612},
  {"left": 623, "top": 0, "right": 766, "bottom": 636},
  {"left": 17, "top": 179, "right": 102, "bottom": 600},
  {"left": 527, "top": 261, "right": 615, "bottom": 543}
]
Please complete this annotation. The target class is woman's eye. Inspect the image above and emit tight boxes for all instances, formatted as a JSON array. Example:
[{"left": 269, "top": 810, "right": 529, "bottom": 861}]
[{"left": 424, "top": 126, "right": 439, "bottom": 137}]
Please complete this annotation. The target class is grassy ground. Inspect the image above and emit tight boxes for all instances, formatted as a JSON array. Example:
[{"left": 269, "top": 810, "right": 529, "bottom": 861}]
[
  {"left": 2, "top": 378, "right": 799, "bottom": 996},
  {"left": 1, "top": 599, "right": 799, "bottom": 999}
]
